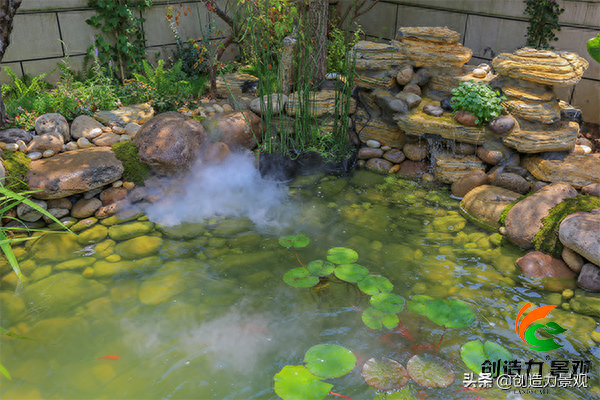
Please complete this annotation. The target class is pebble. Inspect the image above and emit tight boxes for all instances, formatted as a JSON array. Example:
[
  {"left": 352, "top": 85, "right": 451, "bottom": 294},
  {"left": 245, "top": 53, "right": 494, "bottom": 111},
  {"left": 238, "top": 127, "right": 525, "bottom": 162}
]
[
  {"left": 213, "top": 104, "right": 224, "bottom": 113},
  {"left": 488, "top": 116, "right": 515, "bottom": 135},
  {"left": 101, "top": 126, "right": 112, "bottom": 133},
  {"left": 366, "top": 140, "right": 381, "bottom": 148},
  {"left": 112, "top": 180, "right": 123, "bottom": 188},
  {"left": 477, "top": 63, "right": 491, "bottom": 73},
  {"left": 43, "top": 149, "right": 55, "bottom": 158},
  {"left": 28, "top": 152, "right": 42, "bottom": 160},
  {"left": 423, "top": 104, "right": 444, "bottom": 117},
  {"left": 77, "top": 137, "right": 94, "bottom": 149},
  {"left": 112, "top": 126, "right": 126, "bottom": 134},
  {"left": 454, "top": 110, "right": 478, "bottom": 126},
  {"left": 119, "top": 135, "right": 132, "bottom": 142},
  {"left": 381, "top": 146, "right": 392, "bottom": 151},
  {"left": 579, "top": 145, "right": 592, "bottom": 154},
  {"left": 472, "top": 68, "right": 487, "bottom": 78},
  {"left": 562, "top": 289, "right": 574, "bottom": 300},
  {"left": 221, "top": 104, "right": 233, "bottom": 112},
  {"left": 205, "top": 106, "right": 215, "bottom": 113},
  {"left": 16, "top": 140, "right": 27, "bottom": 152},
  {"left": 389, "top": 164, "right": 400, "bottom": 173},
  {"left": 89, "top": 128, "right": 103, "bottom": 138},
  {"left": 0, "top": 142, "right": 5, "bottom": 149},
  {"left": 4, "top": 143, "right": 18, "bottom": 151},
  {"left": 422, "top": 173, "right": 433, "bottom": 182},
  {"left": 123, "top": 181, "right": 135, "bottom": 190},
  {"left": 65, "top": 141, "right": 79, "bottom": 151}
]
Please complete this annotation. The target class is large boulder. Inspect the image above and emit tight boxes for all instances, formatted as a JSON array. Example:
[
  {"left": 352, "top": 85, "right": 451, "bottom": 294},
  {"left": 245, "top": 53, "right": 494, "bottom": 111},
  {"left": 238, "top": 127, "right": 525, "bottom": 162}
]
[
  {"left": 559, "top": 211, "right": 600, "bottom": 266},
  {"left": 26, "top": 147, "right": 124, "bottom": 199},
  {"left": 70, "top": 115, "right": 105, "bottom": 140},
  {"left": 0, "top": 128, "right": 33, "bottom": 144},
  {"left": 504, "top": 182, "right": 577, "bottom": 248},
  {"left": 26, "top": 133, "right": 64, "bottom": 154},
  {"left": 133, "top": 112, "right": 207, "bottom": 176},
  {"left": 35, "top": 113, "right": 70, "bottom": 142},
  {"left": 201, "top": 111, "right": 264, "bottom": 150},
  {"left": 460, "top": 185, "right": 520, "bottom": 230},
  {"left": 516, "top": 251, "right": 577, "bottom": 292}
]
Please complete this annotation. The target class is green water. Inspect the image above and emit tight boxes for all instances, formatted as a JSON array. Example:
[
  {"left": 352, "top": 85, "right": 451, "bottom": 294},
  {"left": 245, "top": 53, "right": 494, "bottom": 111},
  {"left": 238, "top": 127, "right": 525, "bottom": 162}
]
[{"left": 1, "top": 170, "right": 598, "bottom": 399}]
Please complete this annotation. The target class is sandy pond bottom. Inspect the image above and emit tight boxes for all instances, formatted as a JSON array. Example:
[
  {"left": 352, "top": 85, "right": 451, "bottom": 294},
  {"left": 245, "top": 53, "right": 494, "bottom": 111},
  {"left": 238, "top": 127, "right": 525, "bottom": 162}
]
[{"left": 1, "top": 165, "right": 599, "bottom": 400}]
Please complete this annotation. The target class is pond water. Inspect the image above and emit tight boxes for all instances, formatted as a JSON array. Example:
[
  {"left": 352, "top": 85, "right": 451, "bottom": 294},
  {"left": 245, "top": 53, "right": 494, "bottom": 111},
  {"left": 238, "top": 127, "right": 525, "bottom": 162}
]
[{"left": 1, "top": 156, "right": 598, "bottom": 400}]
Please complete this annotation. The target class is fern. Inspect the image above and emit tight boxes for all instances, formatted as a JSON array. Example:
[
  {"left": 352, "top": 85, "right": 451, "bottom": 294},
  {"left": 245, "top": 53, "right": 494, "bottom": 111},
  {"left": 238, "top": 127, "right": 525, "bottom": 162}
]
[{"left": 1, "top": 67, "right": 48, "bottom": 100}]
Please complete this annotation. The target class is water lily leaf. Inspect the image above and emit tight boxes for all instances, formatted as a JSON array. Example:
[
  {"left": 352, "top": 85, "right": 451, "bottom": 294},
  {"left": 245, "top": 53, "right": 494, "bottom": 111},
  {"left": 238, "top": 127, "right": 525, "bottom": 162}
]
[
  {"left": 334, "top": 263, "right": 368, "bottom": 283},
  {"left": 407, "top": 354, "right": 455, "bottom": 388},
  {"left": 279, "top": 234, "right": 310, "bottom": 249},
  {"left": 283, "top": 268, "right": 319, "bottom": 288},
  {"left": 461, "top": 340, "right": 512, "bottom": 374},
  {"left": 362, "top": 307, "right": 399, "bottom": 330},
  {"left": 444, "top": 299, "right": 475, "bottom": 328},
  {"left": 587, "top": 34, "right": 600, "bottom": 64},
  {"left": 358, "top": 275, "right": 393, "bottom": 295},
  {"left": 370, "top": 293, "right": 405, "bottom": 313},
  {"left": 307, "top": 260, "right": 335, "bottom": 277},
  {"left": 362, "top": 357, "right": 409, "bottom": 391},
  {"left": 407, "top": 295, "right": 433, "bottom": 315},
  {"left": 425, "top": 299, "right": 450, "bottom": 326},
  {"left": 304, "top": 344, "right": 356, "bottom": 379},
  {"left": 274, "top": 365, "right": 332, "bottom": 400},
  {"left": 327, "top": 247, "right": 358, "bottom": 264}
]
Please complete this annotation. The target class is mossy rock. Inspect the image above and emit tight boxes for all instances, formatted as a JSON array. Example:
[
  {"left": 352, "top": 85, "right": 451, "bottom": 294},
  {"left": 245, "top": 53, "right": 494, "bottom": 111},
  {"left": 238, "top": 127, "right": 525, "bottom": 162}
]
[
  {"left": 157, "top": 222, "right": 206, "bottom": 239},
  {"left": 92, "top": 256, "right": 162, "bottom": 279},
  {"left": 2, "top": 150, "right": 31, "bottom": 191},
  {"left": 55, "top": 257, "right": 97, "bottom": 271},
  {"left": 108, "top": 221, "right": 155, "bottom": 241},
  {"left": 77, "top": 225, "right": 109, "bottom": 245},
  {"left": 30, "top": 232, "right": 80, "bottom": 263},
  {"left": 94, "top": 239, "right": 116, "bottom": 258},
  {"left": 114, "top": 235, "right": 163, "bottom": 259},
  {"left": 111, "top": 141, "right": 150, "bottom": 185}
]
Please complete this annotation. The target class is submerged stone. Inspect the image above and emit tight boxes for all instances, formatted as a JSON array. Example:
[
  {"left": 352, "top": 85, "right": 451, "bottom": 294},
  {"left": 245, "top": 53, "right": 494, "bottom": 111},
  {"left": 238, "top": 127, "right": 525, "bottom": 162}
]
[
  {"left": 0, "top": 292, "right": 28, "bottom": 326},
  {"left": 212, "top": 217, "right": 254, "bottom": 236},
  {"left": 77, "top": 224, "right": 109, "bottom": 245},
  {"left": 108, "top": 221, "right": 155, "bottom": 241},
  {"left": 92, "top": 256, "right": 162, "bottom": 279},
  {"left": 460, "top": 185, "right": 520, "bottom": 231},
  {"left": 157, "top": 222, "right": 206, "bottom": 239},
  {"left": 55, "top": 257, "right": 97, "bottom": 271},
  {"left": 30, "top": 232, "right": 81, "bottom": 263},
  {"left": 139, "top": 259, "right": 205, "bottom": 305},
  {"left": 114, "top": 236, "right": 163, "bottom": 259}
]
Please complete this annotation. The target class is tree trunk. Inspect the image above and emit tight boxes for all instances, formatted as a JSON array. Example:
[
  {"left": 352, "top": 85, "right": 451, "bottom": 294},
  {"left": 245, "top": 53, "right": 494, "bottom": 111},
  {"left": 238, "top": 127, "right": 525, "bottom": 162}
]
[
  {"left": 0, "top": 0, "right": 23, "bottom": 128},
  {"left": 308, "top": 0, "right": 327, "bottom": 87}
]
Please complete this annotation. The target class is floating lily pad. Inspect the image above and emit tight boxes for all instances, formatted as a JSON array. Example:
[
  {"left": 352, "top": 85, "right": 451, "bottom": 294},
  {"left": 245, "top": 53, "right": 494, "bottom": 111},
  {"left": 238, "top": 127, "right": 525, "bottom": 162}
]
[
  {"left": 307, "top": 260, "right": 335, "bottom": 277},
  {"left": 358, "top": 275, "right": 393, "bottom": 295},
  {"left": 327, "top": 247, "right": 358, "bottom": 264},
  {"left": 425, "top": 298, "right": 475, "bottom": 328},
  {"left": 283, "top": 268, "right": 320, "bottom": 288},
  {"left": 279, "top": 234, "right": 310, "bottom": 249},
  {"left": 407, "top": 353, "right": 455, "bottom": 388},
  {"left": 334, "top": 263, "right": 369, "bottom": 283},
  {"left": 274, "top": 365, "right": 332, "bottom": 400},
  {"left": 304, "top": 344, "right": 356, "bottom": 379},
  {"left": 370, "top": 293, "right": 405, "bottom": 313},
  {"left": 461, "top": 340, "right": 512, "bottom": 374},
  {"left": 407, "top": 295, "right": 433, "bottom": 315},
  {"left": 362, "top": 357, "right": 409, "bottom": 391},
  {"left": 588, "top": 34, "right": 600, "bottom": 64},
  {"left": 362, "top": 307, "right": 399, "bottom": 330}
]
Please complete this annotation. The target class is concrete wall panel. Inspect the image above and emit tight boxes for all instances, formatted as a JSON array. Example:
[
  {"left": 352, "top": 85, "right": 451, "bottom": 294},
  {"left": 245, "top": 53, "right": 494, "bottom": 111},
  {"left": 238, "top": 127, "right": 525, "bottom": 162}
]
[
  {"left": 571, "top": 78, "right": 600, "bottom": 123},
  {"left": 57, "top": 10, "right": 101, "bottom": 56},
  {"left": 3, "top": 13, "right": 63, "bottom": 63},
  {"left": 359, "top": 2, "right": 397, "bottom": 40},
  {"left": 463, "top": 15, "right": 528, "bottom": 60}
]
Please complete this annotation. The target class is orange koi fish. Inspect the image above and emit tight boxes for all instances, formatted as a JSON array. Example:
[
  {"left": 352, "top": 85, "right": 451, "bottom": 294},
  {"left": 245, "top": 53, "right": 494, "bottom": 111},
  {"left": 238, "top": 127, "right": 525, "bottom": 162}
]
[{"left": 98, "top": 355, "right": 120, "bottom": 360}]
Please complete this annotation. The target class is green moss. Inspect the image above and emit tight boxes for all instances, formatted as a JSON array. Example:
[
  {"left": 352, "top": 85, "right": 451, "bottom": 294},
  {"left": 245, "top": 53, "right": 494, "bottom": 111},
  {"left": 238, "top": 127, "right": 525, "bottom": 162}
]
[
  {"left": 2, "top": 151, "right": 31, "bottom": 191},
  {"left": 498, "top": 192, "right": 534, "bottom": 225},
  {"left": 112, "top": 141, "right": 150, "bottom": 185},
  {"left": 532, "top": 195, "right": 600, "bottom": 258}
]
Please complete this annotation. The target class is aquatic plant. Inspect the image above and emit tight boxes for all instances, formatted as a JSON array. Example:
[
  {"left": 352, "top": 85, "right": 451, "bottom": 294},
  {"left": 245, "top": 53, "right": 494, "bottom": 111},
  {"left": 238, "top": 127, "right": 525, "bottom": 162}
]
[
  {"left": 532, "top": 195, "right": 600, "bottom": 258},
  {"left": 460, "top": 339, "right": 512, "bottom": 374},
  {"left": 451, "top": 80, "right": 506, "bottom": 125},
  {"left": 112, "top": 141, "right": 150, "bottom": 185},
  {"left": 587, "top": 33, "right": 600, "bottom": 64}
]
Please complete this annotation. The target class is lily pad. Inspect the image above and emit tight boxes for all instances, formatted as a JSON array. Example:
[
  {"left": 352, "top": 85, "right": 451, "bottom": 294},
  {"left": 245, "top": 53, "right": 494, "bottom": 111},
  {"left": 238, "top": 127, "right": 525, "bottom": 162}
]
[
  {"left": 461, "top": 340, "right": 512, "bottom": 374},
  {"left": 283, "top": 268, "right": 320, "bottom": 288},
  {"left": 307, "top": 260, "right": 335, "bottom": 277},
  {"left": 362, "top": 307, "right": 399, "bottom": 330},
  {"left": 407, "top": 353, "right": 455, "bottom": 388},
  {"left": 327, "top": 247, "right": 358, "bottom": 264},
  {"left": 334, "top": 263, "right": 369, "bottom": 283},
  {"left": 425, "top": 299, "right": 450, "bottom": 326},
  {"left": 274, "top": 365, "right": 332, "bottom": 400},
  {"left": 362, "top": 357, "right": 409, "bottom": 391},
  {"left": 304, "top": 344, "right": 356, "bottom": 379},
  {"left": 279, "top": 234, "right": 310, "bottom": 249},
  {"left": 407, "top": 295, "right": 433, "bottom": 315},
  {"left": 588, "top": 34, "right": 600, "bottom": 64},
  {"left": 358, "top": 275, "right": 393, "bottom": 295},
  {"left": 424, "top": 298, "right": 475, "bottom": 328},
  {"left": 370, "top": 293, "right": 405, "bottom": 313}
]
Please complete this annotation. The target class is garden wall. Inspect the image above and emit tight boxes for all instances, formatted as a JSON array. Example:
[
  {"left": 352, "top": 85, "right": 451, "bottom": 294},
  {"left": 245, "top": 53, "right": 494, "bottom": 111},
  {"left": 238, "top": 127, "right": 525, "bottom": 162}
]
[
  {"left": 1, "top": 0, "right": 599, "bottom": 123},
  {"left": 347, "top": 0, "right": 600, "bottom": 123}
]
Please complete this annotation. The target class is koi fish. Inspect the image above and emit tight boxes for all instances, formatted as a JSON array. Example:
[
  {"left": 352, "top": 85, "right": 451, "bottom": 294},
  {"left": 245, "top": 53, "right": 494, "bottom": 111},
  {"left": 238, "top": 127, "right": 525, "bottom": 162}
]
[
  {"left": 376, "top": 321, "right": 415, "bottom": 346},
  {"left": 98, "top": 355, "right": 120, "bottom": 360},
  {"left": 409, "top": 343, "right": 436, "bottom": 353}
]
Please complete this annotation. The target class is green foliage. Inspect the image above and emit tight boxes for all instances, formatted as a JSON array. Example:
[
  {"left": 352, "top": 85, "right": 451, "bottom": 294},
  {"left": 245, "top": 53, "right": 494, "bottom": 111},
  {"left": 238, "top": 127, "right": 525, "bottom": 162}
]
[
  {"left": 2, "top": 151, "right": 31, "bottom": 192},
  {"left": 451, "top": 80, "right": 506, "bottom": 125},
  {"left": 112, "top": 141, "right": 150, "bottom": 185},
  {"left": 86, "top": 0, "right": 153, "bottom": 79},
  {"left": 461, "top": 340, "right": 511, "bottom": 374},
  {"left": 498, "top": 192, "right": 534, "bottom": 225},
  {"left": 588, "top": 34, "right": 600, "bottom": 64},
  {"left": 327, "top": 26, "right": 361, "bottom": 73},
  {"left": 407, "top": 296, "right": 475, "bottom": 329},
  {"left": 3, "top": 107, "right": 39, "bottom": 132},
  {"left": 279, "top": 234, "right": 310, "bottom": 248},
  {"left": 1, "top": 67, "right": 49, "bottom": 100},
  {"left": 532, "top": 195, "right": 600, "bottom": 258},
  {"left": 524, "top": 0, "right": 564, "bottom": 49}
]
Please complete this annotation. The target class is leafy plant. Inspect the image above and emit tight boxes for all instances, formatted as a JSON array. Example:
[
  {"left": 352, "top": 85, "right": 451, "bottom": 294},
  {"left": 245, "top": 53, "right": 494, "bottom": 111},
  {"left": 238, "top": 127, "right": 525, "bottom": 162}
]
[
  {"left": 588, "top": 33, "right": 600, "bottom": 64},
  {"left": 112, "top": 141, "right": 150, "bottom": 185},
  {"left": 86, "top": 0, "right": 153, "bottom": 80},
  {"left": 3, "top": 106, "right": 39, "bottom": 132},
  {"left": 524, "top": 0, "right": 564, "bottom": 49},
  {"left": 451, "top": 80, "right": 506, "bottom": 125},
  {"left": 1, "top": 67, "right": 49, "bottom": 100},
  {"left": 327, "top": 26, "right": 361, "bottom": 74},
  {"left": 532, "top": 195, "right": 600, "bottom": 257}
]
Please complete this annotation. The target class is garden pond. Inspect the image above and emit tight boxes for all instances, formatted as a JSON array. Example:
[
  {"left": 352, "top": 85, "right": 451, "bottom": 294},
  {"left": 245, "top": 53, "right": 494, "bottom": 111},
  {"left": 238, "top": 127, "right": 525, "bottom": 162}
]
[{"left": 1, "top": 163, "right": 599, "bottom": 400}]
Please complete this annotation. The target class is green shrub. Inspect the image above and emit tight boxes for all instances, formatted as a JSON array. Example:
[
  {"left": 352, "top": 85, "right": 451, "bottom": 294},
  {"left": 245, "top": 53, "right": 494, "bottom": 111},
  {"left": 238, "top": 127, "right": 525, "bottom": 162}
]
[
  {"left": 532, "top": 195, "right": 600, "bottom": 258},
  {"left": 112, "top": 141, "right": 150, "bottom": 185},
  {"left": 451, "top": 80, "right": 506, "bottom": 125},
  {"left": 2, "top": 151, "right": 31, "bottom": 192}
]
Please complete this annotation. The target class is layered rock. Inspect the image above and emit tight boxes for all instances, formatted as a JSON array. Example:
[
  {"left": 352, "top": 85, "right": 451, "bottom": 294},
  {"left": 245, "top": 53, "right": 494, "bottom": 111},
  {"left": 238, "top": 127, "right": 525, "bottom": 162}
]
[
  {"left": 502, "top": 120, "right": 579, "bottom": 153},
  {"left": 215, "top": 73, "right": 259, "bottom": 98},
  {"left": 353, "top": 41, "right": 409, "bottom": 89},
  {"left": 286, "top": 90, "right": 356, "bottom": 118},
  {"left": 522, "top": 153, "right": 600, "bottom": 189},
  {"left": 26, "top": 147, "right": 124, "bottom": 199},
  {"left": 432, "top": 153, "right": 486, "bottom": 184}
]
